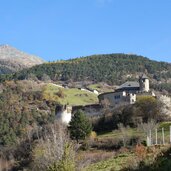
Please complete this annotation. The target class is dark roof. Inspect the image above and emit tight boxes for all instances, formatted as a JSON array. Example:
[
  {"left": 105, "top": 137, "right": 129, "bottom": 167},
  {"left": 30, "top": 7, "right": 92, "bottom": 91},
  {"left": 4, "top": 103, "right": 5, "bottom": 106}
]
[
  {"left": 117, "top": 81, "right": 140, "bottom": 90},
  {"left": 140, "top": 74, "right": 148, "bottom": 79},
  {"left": 98, "top": 81, "right": 140, "bottom": 98}
]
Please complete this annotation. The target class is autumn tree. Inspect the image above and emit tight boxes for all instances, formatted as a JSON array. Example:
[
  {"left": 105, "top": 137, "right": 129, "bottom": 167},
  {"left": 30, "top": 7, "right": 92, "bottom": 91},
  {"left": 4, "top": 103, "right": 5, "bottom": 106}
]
[{"left": 135, "top": 96, "right": 162, "bottom": 122}]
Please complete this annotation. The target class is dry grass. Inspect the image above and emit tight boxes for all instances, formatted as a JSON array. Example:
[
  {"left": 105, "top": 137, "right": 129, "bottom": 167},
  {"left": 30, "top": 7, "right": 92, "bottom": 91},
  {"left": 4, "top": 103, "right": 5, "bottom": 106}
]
[
  {"left": 76, "top": 150, "right": 115, "bottom": 170},
  {"left": 0, "top": 158, "right": 14, "bottom": 171}
]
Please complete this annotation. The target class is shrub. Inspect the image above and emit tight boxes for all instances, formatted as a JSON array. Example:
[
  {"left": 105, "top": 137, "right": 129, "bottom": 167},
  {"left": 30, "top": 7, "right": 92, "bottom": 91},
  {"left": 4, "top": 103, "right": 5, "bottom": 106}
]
[
  {"left": 135, "top": 144, "right": 147, "bottom": 161},
  {"left": 56, "top": 88, "right": 65, "bottom": 98},
  {"left": 91, "top": 138, "right": 122, "bottom": 150},
  {"left": 89, "top": 131, "right": 97, "bottom": 140}
]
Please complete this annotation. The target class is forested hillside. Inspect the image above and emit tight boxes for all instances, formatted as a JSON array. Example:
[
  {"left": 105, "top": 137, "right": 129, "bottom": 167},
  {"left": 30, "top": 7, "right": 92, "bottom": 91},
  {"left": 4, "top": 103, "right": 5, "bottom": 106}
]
[
  {"left": 0, "top": 54, "right": 171, "bottom": 170},
  {"left": 0, "top": 80, "right": 58, "bottom": 145},
  {"left": 1, "top": 53, "right": 171, "bottom": 93}
]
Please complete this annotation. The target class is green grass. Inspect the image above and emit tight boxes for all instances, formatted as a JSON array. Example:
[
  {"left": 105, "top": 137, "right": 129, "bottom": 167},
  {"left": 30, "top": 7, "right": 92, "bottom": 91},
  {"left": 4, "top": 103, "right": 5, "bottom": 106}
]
[
  {"left": 83, "top": 124, "right": 171, "bottom": 171},
  {"left": 43, "top": 83, "right": 98, "bottom": 106},
  {"left": 97, "top": 128, "right": 145, "bottom": 140},
  {"left": 98, "top": 128, "right": 137, "bottom": 137},
  {"left": 87, "top": 83, "right": 114, "bottom": 93},
  {"left": 159, "top": 122, "right": 171, "bottom": 130},
  {"left": 83, "top": 146, "right": 171, "bottom": 171},
  {"left": 98, "top": 126, "right": 171, "bottom": 144},
  {"left": 83, "top": 127, "right": 171, "bottom": 171},
  {"left": 88, "top": 84, "right": 101, "bottom": 91},
  {"left": 83, "top": 152, "right": 135, "bottom": 171}
]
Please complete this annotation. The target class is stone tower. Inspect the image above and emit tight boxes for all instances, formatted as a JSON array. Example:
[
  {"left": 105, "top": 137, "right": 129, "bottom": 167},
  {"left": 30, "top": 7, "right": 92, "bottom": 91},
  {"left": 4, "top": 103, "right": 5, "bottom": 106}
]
[
  {"left": 139, "top": 74, "right": 149, "bottom": 92},
  {"left": 56, "top": 105, "right": 72, "bottom": 125}
]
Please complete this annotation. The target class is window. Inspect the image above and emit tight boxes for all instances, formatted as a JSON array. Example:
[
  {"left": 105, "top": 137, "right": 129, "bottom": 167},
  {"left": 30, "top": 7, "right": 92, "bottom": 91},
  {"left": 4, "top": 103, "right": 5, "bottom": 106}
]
[{"left": 115, "top": 95, "right": 121, "bottom": 99}]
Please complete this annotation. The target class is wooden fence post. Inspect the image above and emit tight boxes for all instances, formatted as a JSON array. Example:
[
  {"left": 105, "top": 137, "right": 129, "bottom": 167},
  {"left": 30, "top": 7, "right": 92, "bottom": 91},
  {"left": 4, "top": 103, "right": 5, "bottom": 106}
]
[
  {"left": 150, "top": 129, "right": 152, "bottom": 145},
  {"left": 170, "top": 126, "right": 171, "bottom": 144},
  {"left": 155, "top": 128, "right": 158, "bottom": 145},
  {"left": 162, "top": 127, "right": 165, "bottom": 145},
  {"left": 147, "top": 129, "right": 152, "bottom": 146}
]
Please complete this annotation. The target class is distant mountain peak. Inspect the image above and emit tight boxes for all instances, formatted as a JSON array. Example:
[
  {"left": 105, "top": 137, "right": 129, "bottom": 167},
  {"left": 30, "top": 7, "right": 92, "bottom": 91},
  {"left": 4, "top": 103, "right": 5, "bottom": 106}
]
[
  {"left": 0, "top": 44, "right": 9, "bottom": 47},
  {"left": 0, "top": 44, "right": 45, "bottom": 74},
  {"left": 0, "top": 44, "right": 18, "bottom": 49}
]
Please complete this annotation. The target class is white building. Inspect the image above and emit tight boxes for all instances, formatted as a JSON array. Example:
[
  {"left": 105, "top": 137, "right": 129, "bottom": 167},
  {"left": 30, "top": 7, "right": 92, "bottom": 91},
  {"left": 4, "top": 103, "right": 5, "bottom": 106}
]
[{"left": 98, "top": 74, "right": 150, "bottom": 106}]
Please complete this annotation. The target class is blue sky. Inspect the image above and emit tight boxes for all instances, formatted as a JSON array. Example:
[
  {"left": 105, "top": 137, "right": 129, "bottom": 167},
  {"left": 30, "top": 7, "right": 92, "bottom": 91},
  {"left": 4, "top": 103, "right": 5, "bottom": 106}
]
[{"left": 0, "top": 0, "right": 171, "bottom": 62}]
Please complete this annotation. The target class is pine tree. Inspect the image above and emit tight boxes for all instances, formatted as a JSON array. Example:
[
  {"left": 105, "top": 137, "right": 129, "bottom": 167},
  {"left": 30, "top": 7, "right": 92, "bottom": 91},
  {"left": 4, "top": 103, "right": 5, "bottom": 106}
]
[{"left": 69, "top": 110, "right": 92, "bottom": 143}]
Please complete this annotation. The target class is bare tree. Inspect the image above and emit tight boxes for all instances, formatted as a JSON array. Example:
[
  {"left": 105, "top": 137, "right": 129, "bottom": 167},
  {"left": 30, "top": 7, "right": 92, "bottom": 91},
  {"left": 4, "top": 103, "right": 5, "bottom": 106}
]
[
  {"left": 117, "top": 123, "right": 130, "bottom": 147},
  {"left": 31, "top": 121, "right": 75, "bottom": 171},
  {"left": 138, "top": 119, "right": 158, "bottom": 146}
]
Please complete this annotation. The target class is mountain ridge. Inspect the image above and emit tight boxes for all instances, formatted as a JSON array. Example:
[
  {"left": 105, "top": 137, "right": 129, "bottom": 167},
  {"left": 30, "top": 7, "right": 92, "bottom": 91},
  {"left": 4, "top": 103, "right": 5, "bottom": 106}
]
[
  {"left": 10, "top": 53, "right": 171, "bottom": 81},
  {"left": 0, "top": 44, "right": 45, "bottom": 73},
  {"left": 0, "top": 52, "right": 171, "bottom": 94}
]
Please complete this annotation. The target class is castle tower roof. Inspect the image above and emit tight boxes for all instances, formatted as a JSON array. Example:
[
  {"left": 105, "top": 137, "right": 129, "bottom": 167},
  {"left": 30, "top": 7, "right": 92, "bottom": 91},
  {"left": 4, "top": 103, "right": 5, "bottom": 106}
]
[{"left": 140, "top": 74, "right": 148, "bottom": 79}]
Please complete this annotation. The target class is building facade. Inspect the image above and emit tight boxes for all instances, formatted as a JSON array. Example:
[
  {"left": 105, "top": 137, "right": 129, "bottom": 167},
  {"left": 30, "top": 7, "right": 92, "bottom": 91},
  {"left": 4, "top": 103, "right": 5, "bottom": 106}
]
[{"left": 98, "top": 74, "right": 150, "bottom": 106}]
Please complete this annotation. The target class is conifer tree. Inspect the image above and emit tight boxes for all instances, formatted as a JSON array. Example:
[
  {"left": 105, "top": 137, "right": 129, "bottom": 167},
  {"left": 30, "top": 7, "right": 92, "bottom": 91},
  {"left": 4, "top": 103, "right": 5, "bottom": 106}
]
[{"left": 69, "top": 110, "right": 92, "bottom": 142}]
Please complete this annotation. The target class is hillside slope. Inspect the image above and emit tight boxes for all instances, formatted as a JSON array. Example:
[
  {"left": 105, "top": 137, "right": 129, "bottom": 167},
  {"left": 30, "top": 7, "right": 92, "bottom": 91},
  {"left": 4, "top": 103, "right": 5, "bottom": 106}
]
[
  {"left": 0, "top": 44, "right": 45, "bottom": 73},
  {"left": 43, "top": 83, "right": 98, "bottom": 105},
  {"left": 11, "top": 54, "right": 171, "bottom": 83}
]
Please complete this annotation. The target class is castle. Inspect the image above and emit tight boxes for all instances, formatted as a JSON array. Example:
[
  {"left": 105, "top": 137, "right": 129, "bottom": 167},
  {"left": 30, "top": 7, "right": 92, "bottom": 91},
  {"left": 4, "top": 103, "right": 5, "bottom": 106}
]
[
  {"left": 56, "top": 74, "right": 154, "bottom": 124},
  {"left": 98, "top": 74, "right": 153, "bottom": 106}
]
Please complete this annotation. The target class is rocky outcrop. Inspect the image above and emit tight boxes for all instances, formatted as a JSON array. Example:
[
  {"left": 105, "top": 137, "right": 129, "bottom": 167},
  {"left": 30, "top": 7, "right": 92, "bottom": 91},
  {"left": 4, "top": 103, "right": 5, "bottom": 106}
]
[{"left": 0, "top": 44, "right": 45, "bottom": 73}]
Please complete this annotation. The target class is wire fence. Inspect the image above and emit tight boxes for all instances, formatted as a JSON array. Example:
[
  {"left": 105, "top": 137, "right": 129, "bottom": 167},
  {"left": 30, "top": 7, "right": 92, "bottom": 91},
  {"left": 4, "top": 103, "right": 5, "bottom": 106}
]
[{"left": 146, "top": 126, "right": 171, "bottom": 146}]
